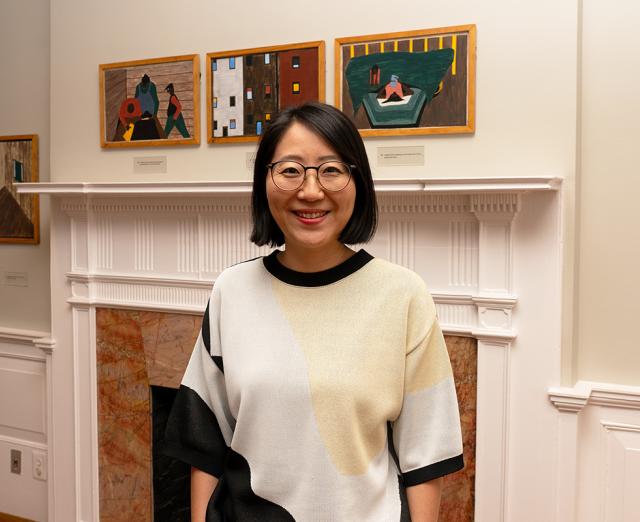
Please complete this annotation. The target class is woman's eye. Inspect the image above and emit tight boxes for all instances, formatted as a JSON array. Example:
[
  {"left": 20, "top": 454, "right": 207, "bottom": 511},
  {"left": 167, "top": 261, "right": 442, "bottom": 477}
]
[
  {"left": 279, "top": 167, "right": 301, "bottom": 177},
  {"left": 321, "top": 166, "right": 343, "bottom": 175}
]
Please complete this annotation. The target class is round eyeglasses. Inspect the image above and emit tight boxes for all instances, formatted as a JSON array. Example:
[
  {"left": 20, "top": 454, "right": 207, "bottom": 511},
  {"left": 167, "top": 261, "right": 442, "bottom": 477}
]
[{"left": 267, "top": 160, "right": 355, "bottom": 192}]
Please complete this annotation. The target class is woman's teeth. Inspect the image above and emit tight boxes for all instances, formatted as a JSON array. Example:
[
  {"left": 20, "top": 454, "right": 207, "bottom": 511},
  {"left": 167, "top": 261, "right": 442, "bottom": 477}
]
[{"left": 295, "top": 211, "right": 328, "bottom": 219}]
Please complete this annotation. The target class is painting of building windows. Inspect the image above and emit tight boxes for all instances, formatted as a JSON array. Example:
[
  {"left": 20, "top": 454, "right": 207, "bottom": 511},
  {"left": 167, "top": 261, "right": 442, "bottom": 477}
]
[
  {"left": 206, "top": 41, "right": 325, "bottom": 143},
  {"left": 335, "top": 26, "right": 476, "bottom": 136},
  {"left": 99, "top": 54, "right": 200, "bottom": 148},
  {"left": 0, "top": 135, "right": 39, "bottom": 244}
]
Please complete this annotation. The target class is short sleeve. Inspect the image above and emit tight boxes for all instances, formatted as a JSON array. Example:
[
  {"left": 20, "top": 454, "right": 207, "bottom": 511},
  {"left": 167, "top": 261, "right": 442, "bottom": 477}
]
[
  {"left": 392, "top": 288, "right": 464, "bottom": 486},
  {"left": 162, "top": 286, "right": 236, "bottom": 478}
]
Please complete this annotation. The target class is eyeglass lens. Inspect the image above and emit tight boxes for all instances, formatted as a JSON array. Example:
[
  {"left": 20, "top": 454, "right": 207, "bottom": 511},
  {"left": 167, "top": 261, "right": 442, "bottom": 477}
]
[{"left": 271, "top": 161, "right": 351, "bottom": 191}]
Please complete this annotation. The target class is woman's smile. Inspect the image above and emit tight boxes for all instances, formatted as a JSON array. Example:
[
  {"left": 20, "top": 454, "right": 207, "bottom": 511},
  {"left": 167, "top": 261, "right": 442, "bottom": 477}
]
[{"left": 292, "top": 209, "right": 330, "bottom": 223}]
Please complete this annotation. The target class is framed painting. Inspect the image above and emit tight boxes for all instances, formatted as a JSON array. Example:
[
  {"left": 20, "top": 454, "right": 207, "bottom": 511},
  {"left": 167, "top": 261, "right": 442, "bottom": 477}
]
[
  {"left": 99, "top": 54, "right": 200, "bottom": 148},
  {"left": 206, "top": 41, "right": 325, "bottom": 143},
  {"left": 0, "top": 135, "right": 39, "bottom": 244},
  {"left": 335, "top": 25, "right": 476, "bottom": 136}
]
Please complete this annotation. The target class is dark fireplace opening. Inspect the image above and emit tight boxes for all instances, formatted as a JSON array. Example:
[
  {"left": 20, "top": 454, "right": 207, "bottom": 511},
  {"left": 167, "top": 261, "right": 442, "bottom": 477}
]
[{"left": 152, "top": 385, "right": 191, "bottom": 522}]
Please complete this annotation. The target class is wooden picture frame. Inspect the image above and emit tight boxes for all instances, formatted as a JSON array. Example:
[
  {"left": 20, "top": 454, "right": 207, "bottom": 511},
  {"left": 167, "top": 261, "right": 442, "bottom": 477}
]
[
  {"left": 335, "top": 25, "right": 476, "bottom": 137},
  {"left": 206, "top": 41, "right": 325, "bottom": 143},
  {"left": 0, "top": 134, "right": 39, "bottom": 244},
  {"left": 99, "top": 54, "right": 200, "bottom": 148}
]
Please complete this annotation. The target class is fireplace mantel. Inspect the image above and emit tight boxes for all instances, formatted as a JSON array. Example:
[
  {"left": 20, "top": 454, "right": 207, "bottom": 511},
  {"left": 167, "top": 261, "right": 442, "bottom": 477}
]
[
  {"left": 19, "top": 177, "right": 562, "bottom": 340},
  {"left": 18, "top": 176, "right": 561, "bottom": 195},
  {"left": 23, "top": 176, "right": 564, "bottom": 522}
]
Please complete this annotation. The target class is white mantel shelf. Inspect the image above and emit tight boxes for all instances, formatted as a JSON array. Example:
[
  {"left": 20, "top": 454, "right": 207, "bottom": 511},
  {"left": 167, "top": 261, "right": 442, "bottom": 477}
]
[{"left": 16, "top": 176, "right": 562, "bottom": 195}]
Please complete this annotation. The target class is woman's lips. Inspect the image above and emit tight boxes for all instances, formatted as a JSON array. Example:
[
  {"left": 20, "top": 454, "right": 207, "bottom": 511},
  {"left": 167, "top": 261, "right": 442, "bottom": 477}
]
[{"left": 292, "top": 210, "right": 329, "bottom": 224}]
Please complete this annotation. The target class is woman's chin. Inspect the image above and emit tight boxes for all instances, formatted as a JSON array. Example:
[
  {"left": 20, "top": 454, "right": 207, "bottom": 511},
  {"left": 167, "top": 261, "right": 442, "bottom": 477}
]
[{"left": 284, "top": 234, "right": 339, "bottom": 252}]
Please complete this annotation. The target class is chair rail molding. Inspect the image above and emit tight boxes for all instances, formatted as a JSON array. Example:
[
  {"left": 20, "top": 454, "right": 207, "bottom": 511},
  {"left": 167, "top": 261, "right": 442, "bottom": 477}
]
[{"left": 549, "top": 381, "right": 640, "bottom": 412}]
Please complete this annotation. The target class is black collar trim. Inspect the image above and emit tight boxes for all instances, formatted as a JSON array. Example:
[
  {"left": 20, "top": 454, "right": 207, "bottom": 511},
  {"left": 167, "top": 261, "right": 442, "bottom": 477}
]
[{"left": 263, "top": 249, "right": 374, "bottom": 287}]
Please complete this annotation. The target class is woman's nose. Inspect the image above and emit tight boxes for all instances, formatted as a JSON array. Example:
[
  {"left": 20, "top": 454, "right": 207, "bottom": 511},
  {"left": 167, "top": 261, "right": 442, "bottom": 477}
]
[{"left": 297, "top": 170, "right": 325, "bottom": 200}]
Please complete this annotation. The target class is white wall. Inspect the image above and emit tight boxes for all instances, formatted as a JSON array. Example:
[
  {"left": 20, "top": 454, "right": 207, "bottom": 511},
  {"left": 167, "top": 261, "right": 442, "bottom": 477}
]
[
  {"left": 0, "top": 0, "right": 51, "bottom": 333},
  {"left": 50, "top": 0, "right": 578, "bottom": 183},
  {"left": 576, "top": 0, "right": 640, "bottom": 385}
]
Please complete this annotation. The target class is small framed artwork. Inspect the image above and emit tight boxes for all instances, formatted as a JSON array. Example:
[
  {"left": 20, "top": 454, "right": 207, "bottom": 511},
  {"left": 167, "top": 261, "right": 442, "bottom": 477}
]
[
  {"left": 206, "top": 41, "right": 325, "bottom": 143},
  {"left": 0, "top": 135, "right": 39, "bottom": 244},
  {"left": 99, "top": 54, "right": 200, "bottom": 148},
  {"left": 335, "top": 25, "right": 476, "bottom": 137}
]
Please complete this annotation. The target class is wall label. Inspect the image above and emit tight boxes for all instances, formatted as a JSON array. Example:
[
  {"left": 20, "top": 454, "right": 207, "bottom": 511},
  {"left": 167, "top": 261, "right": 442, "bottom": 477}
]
[
  {"left": 246, "top": 152, "right": 257, "bottom": 170},
  {"left": 133, "top": 156, "right": 167, "bottom": 174},
  {"left": 377, "top": 146, "right": 425, "bottom": 167},
  {"left": 4, "top": 272, "right": 28, "bottom": 287}
]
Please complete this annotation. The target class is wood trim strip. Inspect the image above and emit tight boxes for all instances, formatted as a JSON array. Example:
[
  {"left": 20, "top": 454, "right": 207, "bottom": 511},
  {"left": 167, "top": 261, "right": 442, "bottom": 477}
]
[{"left": 0, "top": 513, "right": 36, "bottom": 522}]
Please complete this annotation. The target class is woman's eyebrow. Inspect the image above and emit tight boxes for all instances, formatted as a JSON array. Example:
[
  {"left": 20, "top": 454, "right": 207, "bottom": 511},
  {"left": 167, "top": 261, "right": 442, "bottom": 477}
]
[{"left": 276, "top": 154, "right": 340, "bottom": 162}]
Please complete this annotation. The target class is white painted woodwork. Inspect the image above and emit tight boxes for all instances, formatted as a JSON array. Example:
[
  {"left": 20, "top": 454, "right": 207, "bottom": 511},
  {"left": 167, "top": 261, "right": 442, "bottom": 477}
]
[{"left": 19, "top": 178, "right": 566, "bottom": 522}]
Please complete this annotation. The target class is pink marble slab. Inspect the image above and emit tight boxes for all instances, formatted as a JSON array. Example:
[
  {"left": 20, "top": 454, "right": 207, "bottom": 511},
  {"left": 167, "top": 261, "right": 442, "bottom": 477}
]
[
  {"left": 138, "top": 311, "right": 201, "bottom": 389},
  {"left": 441, "top": 335, "right": 477, "bottom": 522},
  {"left": 96, "top": 308, "right": 201, "bottom": 522}
]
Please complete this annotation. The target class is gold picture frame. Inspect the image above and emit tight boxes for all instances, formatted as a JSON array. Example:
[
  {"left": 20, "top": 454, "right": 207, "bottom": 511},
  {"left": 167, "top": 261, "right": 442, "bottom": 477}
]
[
  {"left": 0, "top": 134, "right": 39, "bottom": 244},
  {"left": 206, "top": 41, "right": 325, "bottom": 143},
  {"left": 335, "top": 25, "right": 476, "bottom": 137},
  {"left": 99, "top": 54, "right": 200, "bottom": 148}
]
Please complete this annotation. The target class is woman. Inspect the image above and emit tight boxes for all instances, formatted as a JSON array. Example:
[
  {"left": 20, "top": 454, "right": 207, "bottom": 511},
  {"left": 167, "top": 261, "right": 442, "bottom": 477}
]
[{"left": 164, "top": 102, "right": 463, "bottom": 521}]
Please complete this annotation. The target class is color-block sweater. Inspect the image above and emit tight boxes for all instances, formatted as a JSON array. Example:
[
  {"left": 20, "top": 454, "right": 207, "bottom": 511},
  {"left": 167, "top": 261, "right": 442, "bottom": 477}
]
[{"left": 163, "top": 250, "right": 463, "bottom": 521}]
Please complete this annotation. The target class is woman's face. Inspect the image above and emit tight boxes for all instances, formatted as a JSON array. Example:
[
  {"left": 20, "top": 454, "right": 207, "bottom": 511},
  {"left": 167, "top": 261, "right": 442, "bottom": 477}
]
[{"left": 266, "top": 122, "right": 356, "bottom": 254}]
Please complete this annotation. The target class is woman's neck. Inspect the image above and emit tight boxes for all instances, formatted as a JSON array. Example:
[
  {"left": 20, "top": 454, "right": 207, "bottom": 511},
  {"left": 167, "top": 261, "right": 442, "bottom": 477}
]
[{"left": 277, "top": 243, "right": 355, "bottom": 273}]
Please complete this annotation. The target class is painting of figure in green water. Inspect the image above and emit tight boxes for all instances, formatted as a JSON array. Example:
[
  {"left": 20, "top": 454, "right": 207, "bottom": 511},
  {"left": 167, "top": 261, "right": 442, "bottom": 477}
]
[{"left": 335, "top": 26, "right": 476, "bottom": 136}]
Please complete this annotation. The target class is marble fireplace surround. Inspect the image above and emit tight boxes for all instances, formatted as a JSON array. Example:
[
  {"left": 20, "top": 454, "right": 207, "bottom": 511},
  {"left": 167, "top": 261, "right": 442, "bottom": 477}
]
[
  {"left": 94, "top": 308, "right": 476, "bottom": 522},
  {"left": 19, "top": 177, "right": 563, "bottom": 522}
]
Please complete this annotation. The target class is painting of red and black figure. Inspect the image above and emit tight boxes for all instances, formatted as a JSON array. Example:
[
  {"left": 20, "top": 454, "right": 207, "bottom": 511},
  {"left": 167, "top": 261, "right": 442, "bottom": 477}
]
[
  {"left": 0, "top": 135, "right": 39, "bottom": 244},
  {"left": 206, "top": 41, "right": 325, "bottom": 143},
  {"left": 100, "top": 54, "right": 200, "bottom": 148},
  {"left": 335, "top": 26, "right": 476, "bottom": 137}
]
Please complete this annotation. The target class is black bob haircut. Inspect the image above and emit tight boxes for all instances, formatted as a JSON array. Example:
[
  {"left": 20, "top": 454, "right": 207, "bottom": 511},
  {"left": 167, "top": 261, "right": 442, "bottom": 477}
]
[{"left": 250, "top": 102, "right": 378, "bottom": 247}]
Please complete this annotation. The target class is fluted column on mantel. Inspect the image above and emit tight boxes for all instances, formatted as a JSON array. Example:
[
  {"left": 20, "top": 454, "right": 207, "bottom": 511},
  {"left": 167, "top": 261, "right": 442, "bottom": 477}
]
[{"left": 468, "top": 193, "right": 520, "bottom": 522}]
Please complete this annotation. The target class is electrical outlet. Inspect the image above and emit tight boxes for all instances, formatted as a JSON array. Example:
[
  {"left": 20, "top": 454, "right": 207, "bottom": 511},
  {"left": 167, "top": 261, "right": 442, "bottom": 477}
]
[
  {"left": 10, "top": 449, "right": 21, "bottom": 474},
  {"left": 32, "top": 450, "right": 47, "bottom": 481}
]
